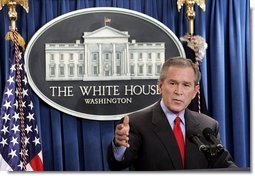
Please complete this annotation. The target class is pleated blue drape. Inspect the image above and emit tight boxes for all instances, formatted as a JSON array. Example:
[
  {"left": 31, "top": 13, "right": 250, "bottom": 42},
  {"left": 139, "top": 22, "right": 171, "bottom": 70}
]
[{"left": 0, "top": 0, "right": 250, "bottom": 170}]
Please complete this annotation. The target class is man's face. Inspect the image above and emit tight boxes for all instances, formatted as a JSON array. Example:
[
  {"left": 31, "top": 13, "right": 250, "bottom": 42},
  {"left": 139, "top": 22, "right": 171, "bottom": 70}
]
[{"left": 157, "top": 66, "right": 199, "bottom": 114}]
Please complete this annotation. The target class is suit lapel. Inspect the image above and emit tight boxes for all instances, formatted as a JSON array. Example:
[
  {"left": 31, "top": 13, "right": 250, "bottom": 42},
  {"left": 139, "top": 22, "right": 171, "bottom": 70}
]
[{"left": 152, "top": 103, "right": 183, "bottom": 169}]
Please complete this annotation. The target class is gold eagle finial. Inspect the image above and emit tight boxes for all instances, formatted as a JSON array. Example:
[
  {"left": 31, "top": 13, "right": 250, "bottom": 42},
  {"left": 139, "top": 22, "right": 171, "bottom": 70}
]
[
  {"left": 0, "top": 0, "right": 29, "bottom": 30},
  {"left": 177, "top": 0, "right": 206, "bottom": 35},
  {"left": 0, "top": 0, "right": 29, "bottom": 12},
  {"left": 177, "top": 0, "right": 205, "bottom": 12}
]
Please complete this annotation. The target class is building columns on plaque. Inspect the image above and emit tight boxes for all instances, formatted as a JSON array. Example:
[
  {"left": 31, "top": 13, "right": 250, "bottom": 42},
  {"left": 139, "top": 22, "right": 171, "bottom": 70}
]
[
  {"left": 84, "top": 43, "right": 88, "bottom": 77},
  {"left": 126, "top": 42, "right": 130, "bottom": 76},
  {"left": 123, "top": 49, "right": 126, "bottom": 75},
  {"left": 98, "top": 43, "right": 102, "bottom": 76},
  {"left": 152, "top": 59, "right": 156, "bottom": 76},
  {"left": 112, "top": 43, "right": 116, "bottom": 76}
]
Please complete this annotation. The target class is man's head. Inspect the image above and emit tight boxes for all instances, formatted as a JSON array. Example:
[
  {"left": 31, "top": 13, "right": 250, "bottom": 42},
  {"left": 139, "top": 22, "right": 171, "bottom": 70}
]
[{"left": 157, "top": 57, "right": 201, "bottom": 114}]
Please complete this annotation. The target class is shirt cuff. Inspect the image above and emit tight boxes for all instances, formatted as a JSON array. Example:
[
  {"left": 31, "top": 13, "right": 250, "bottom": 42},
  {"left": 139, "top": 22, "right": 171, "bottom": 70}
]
[{"left": 112, "top": 141, "right": 126, "bottom": 161}]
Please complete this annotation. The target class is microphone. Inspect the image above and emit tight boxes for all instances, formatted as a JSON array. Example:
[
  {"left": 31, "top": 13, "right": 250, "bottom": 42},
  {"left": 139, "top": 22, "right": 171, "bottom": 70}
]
[
  {"left": 187, "top": 131, "right": 207, "bottom": 152},
  {"left": 203, "top": 128, "right": 224, "bottom": 151}
]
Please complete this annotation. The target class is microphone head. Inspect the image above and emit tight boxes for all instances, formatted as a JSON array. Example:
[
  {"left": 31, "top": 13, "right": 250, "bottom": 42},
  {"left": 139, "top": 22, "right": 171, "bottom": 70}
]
[
  {"left": 203, "top": 128, "right": 224, "bottom": 151},
  {"left": 187, "top": 129, "right": 207, "bottom": 152},
  {"left": 203, "top": 127, "right": 214, "bottom": 139}
]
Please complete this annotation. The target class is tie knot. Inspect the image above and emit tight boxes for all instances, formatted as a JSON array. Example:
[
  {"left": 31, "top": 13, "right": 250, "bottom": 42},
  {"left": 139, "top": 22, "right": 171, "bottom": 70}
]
[{"left": 174, "top": 116, "right": 181, "bottom": 125}]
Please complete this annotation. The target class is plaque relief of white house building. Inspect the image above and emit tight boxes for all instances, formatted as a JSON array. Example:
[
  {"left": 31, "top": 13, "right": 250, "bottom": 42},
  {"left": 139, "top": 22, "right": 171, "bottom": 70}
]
[{"left": 45, "top": 25, "right": 165, "bottom": 81}]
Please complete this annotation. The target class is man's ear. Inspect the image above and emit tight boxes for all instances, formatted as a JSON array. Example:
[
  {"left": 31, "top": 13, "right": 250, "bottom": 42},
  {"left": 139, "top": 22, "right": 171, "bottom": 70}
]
[
  {"left": 157, "top": 80, "right": 163, "bottom": 94},
  {"left": 193, "top": 84, "right": 200, "bottom": 99}
]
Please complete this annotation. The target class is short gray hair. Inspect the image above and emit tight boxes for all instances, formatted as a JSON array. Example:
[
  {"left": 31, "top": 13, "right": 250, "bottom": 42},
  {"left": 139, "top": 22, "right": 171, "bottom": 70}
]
[{"left": 159, "top": 56, "right": 201, "bottom": 85}]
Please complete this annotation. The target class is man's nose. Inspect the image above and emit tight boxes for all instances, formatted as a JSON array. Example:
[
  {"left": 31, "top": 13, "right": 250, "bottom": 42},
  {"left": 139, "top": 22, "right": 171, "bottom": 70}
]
[{"left": 174, "top": 85, "right": 183, "bottom": 95}]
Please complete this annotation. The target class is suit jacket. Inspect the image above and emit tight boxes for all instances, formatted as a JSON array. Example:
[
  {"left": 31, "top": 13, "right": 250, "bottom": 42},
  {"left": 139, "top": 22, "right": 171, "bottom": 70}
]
[{"left": 108, "top": 101, "right": 237, "bottom": 171}]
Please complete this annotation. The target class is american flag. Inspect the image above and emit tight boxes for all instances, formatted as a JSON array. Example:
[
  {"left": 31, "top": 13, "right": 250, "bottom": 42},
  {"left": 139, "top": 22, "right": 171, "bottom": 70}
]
[{"left": 0, "top": 30, "right": 44, "bottom": 171}]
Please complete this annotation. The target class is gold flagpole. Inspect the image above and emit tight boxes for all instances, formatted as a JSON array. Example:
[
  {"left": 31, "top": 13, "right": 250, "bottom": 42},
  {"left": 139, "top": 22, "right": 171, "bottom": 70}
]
[
  {"left": 0, "top": 0, "right": 29, "bottom": 170},
  {"left": 177, "top": 0, "right": 207, "bottom": 113}
]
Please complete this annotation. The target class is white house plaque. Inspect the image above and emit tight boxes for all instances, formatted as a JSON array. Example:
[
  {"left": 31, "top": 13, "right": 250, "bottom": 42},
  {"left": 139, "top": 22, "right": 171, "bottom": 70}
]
[{"left": 25, "top": 7, "right": 185, "bottom": 120}]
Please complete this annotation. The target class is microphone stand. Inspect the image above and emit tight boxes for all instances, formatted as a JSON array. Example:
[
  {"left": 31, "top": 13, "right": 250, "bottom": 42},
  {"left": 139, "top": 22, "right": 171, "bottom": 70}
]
[
  {"left": 188, "top": 131, "right": 226, "bottom": 168},
  {"left": 201, "top": 144, "right": 226, "bottom": 169}
]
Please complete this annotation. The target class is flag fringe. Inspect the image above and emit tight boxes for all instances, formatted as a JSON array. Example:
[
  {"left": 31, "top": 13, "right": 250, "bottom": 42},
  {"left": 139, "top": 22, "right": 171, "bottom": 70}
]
[{"left": 5, "top": 31, "right": 25, "bottom": 50}]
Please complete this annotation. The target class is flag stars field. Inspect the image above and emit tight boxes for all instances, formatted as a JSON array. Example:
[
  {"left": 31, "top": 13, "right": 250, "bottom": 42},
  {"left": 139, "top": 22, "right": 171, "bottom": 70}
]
[
  {"left": 26, "top": 113, "right": 34, "bottom": 122},
  {"left": 11, "top": 124, "right": 20, "bottom": 134},
  {"left": 1, "top": 126, "right": 9, "bottom": 135},
  {"left": 3, "top": 101, "right": 11, "bottom": 110},
  {"left": 7, "top": 76, "right": 14, "bottom": 85},
  {"left": 4, "top": 89, "right": 13, "bottom": 98},
  {"left": 10, "top": 137, "right": 18, "bottom": 146},
  {"left": 25, "top": 125, "right": 32, "bottom": 134},
  {"left": 12, "top": 112, "right": 20, "bottom": 122},
  {"left": 10, "top": 64, "right": 16, "bottom": 73},
  {"left": 8, "top": 149, "right": 17, "bottom": 159},
  {"left": 22, "top": 89, "right": 28, "bottom": 97},
  {"left": 28, "top": 102, "right": 33, "bottom": 110},
  {"left": 32, "top": 137, "right": 40, "bottom": 146},
  {"left": 2, "top": 113, "right": 10, "bottom": 123},
  {"left": 22, "top": 77, "right": 28, "bottom": 85},
  {"left": 0, "top": 138, "right": 8, "bottom": 147}
]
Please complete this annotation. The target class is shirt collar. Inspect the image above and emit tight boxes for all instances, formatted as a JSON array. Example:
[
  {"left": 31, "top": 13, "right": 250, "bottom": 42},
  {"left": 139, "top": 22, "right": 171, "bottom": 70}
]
[{"left": 160, "top": 99, "right": 185, "bottom": 126}]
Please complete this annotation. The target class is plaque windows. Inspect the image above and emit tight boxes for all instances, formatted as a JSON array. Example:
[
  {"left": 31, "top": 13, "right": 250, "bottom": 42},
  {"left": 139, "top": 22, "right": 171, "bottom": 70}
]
[
  {"left": 147, "top": 64, "right": 152, "bottom": 75},
  {"left": 49, "top": 64, "right": 56, "bottom": 77},
  {"left": 59, "top": 64, "right": 65, "bottom": 77},
  {"left": 138, "top": 65, "right": 144, "bottom": 75},
  {"left": 78, "top": 64, "right": 84, "bottom": 76},
  {"left": 156, "top": 64, "right": 161, "bottom": 75},
  {"left": 130, "top": 65, "right": 135, "bottom": 75},
  {"left": 68, "top": 64, "right": 74, "bottom": 76},
  {"left": 157, "top": 53, "right": 161, "bottom": 59},
  {"left": 148, "top": 53, "right": 152, "bottom": 60}
]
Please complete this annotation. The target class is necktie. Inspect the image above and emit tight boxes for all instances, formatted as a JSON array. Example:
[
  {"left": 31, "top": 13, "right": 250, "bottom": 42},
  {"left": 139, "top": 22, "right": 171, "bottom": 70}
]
[{"left": 173, "top": 116, "right": 185, "bottom": 167}]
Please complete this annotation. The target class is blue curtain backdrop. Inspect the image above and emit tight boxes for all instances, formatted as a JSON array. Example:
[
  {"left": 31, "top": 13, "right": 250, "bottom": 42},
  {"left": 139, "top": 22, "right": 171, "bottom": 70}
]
[{"left": 0, "top": 0, "right": 250, "bottom": 170}]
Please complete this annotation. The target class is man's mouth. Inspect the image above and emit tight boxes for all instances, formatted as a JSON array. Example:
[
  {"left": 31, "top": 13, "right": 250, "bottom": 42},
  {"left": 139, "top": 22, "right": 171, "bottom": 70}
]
[{"left": 172, "top": 99, "right": 183, "bottom": 103}]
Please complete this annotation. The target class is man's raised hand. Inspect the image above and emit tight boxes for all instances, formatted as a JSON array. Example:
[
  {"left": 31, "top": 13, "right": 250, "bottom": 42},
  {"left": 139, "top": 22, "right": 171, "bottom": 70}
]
[{"left": 114, "top": 116, "right": 130, "bottom": 148}]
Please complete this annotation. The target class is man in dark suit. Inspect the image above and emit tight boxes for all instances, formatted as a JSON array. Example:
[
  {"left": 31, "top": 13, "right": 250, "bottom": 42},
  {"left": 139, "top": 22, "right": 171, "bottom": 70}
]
[{"left": 108, "top": 57, "right": 237, "bottom": 170}]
